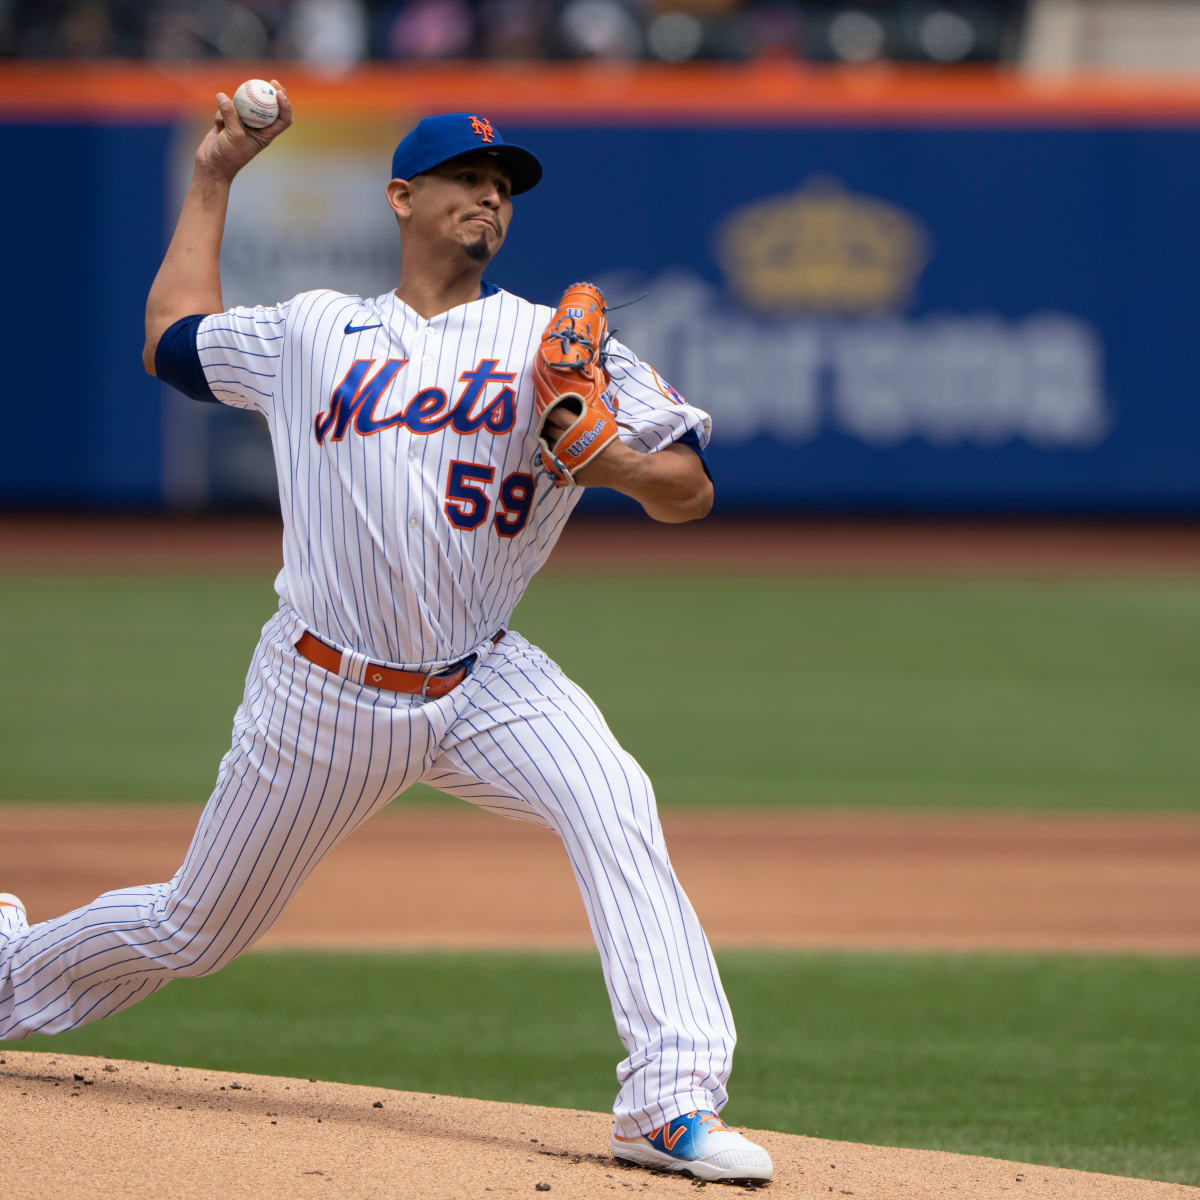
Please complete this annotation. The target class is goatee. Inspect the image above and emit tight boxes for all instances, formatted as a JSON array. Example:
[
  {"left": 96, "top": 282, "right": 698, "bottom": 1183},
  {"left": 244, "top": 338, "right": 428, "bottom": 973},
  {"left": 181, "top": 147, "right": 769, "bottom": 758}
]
[{"left": 463, "top": 236, "right": 491, "bottom": 264}]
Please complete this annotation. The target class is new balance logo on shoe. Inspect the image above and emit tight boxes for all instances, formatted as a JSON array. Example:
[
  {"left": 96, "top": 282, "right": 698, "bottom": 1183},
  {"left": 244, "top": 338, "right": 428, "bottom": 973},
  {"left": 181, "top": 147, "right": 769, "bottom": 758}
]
[{"left": 611, "top": 1111, "right": 773, "bottom": 1183}]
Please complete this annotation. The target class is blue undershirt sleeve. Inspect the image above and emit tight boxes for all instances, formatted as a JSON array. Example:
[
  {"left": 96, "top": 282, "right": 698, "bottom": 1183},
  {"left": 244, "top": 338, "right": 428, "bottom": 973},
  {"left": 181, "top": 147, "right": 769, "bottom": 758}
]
[
  {"left": 154, "top": 314, "right": 218, "bottom": 404},
  {"left": 672, "top": 427, "right": 712, "bottom": 482}
]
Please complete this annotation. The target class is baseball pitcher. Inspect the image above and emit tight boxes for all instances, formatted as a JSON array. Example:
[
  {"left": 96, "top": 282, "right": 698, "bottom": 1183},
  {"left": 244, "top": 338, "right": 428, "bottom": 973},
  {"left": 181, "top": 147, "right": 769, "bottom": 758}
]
[{"left": 0, "top": 87, "right": 772, "bottom": 1184}]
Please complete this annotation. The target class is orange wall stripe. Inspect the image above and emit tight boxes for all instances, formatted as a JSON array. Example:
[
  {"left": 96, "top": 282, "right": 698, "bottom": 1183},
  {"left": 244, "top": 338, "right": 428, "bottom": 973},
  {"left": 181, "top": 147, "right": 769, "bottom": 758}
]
[{"left": 3, "top": 63, "right": 1200, "bottom": 123}]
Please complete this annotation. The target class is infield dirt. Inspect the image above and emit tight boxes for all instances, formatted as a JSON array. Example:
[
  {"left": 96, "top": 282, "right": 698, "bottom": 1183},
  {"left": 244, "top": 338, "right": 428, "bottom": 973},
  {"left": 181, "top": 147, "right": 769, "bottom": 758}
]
[
  {"left": 3, "top": 805, "right": 1200, "bottom": 954},
  {"left": 2, "top": 1051, "right": 1196, "bottom": 1200}
]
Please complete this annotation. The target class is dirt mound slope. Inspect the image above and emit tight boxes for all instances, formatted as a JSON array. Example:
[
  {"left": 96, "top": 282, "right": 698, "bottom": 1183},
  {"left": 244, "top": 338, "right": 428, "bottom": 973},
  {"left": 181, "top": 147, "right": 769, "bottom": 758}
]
[{"left": 1, "top": 1052, "right": 1193, "bottom": 1199}]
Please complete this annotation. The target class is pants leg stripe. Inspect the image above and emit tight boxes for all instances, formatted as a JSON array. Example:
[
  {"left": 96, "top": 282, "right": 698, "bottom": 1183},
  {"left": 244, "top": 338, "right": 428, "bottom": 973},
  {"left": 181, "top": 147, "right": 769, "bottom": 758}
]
[
  {"left": 167, "top": 652, "right": 318, "bottom": 974},
  {"left": 427, "top": 640, "right": 734, "bottom": 1132},
  {"left": 531, "top": 657, "right": 736, "bottom": 1058},
  {"left": 461, "top": 697, "right": 660, "bottom": 1028},
  {"left": 477, "top": 667, "right": 699, "bottom": 1120},
  {"left": 430, "top": 724, "right": 647, "bottom": 1053},
  {"left": 509, "top": 658, "right": 731, "bottom": 1047}
]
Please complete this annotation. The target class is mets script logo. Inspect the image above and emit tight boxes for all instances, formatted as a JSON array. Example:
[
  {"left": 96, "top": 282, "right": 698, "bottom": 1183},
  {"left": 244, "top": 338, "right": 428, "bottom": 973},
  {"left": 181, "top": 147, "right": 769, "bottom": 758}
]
[
  {"left": 314, "top": 358, "right": 516, "bottom": 444},
  {"left": 469, "top": 115, "right": 496, "bottom": 144},
  {"left": 717, "top": 176, "right": 928, "bottom": 314}
]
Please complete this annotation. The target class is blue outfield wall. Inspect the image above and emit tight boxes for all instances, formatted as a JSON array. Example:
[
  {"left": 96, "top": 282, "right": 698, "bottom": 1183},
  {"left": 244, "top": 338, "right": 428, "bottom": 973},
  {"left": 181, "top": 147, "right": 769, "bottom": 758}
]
[
  {"left": 3, "top": 123, "right": 171, "bottom": 506},
  {"left": 2, "top": 115, "right": 1198, "bottom": 513}
]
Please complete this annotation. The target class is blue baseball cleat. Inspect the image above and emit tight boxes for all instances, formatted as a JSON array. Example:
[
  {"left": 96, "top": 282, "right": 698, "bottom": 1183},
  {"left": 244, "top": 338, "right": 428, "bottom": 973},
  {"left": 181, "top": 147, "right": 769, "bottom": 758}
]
[{"left": 611, "top": 1110, "right": 774, "bottom": 1182}]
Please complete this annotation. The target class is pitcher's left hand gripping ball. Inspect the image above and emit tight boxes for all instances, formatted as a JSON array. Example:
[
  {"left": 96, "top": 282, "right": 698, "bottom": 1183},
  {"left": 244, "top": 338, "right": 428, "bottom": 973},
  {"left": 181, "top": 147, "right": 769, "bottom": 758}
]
[{"left": 533, "top": 282, "right": 618, "bottom": 486}]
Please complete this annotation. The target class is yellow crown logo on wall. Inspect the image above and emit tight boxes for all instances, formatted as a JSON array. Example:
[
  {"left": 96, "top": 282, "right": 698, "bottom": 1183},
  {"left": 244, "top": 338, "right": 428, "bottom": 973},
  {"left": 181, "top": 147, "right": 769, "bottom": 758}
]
[{"left": 717, "top": 178, "right": 929, "bottom": 314}]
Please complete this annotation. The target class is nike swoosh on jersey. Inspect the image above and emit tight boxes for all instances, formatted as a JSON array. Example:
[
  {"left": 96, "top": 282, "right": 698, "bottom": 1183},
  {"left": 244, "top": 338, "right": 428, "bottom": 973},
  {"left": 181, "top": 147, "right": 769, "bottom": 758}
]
[{"left": 344, "top": 321, "right": 383, "bottom": 334}]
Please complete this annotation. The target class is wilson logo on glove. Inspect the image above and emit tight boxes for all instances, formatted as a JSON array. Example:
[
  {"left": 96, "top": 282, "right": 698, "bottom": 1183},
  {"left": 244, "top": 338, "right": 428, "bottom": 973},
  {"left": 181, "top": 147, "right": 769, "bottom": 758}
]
[{"left": 567, "top": 420, "right": 607, "bottom": 457}]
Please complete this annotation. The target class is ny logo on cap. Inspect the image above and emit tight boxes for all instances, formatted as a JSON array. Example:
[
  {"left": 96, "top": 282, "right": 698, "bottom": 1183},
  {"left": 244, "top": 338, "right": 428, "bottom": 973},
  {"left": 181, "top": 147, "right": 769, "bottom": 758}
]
[{"left": 469, "top": 115, "right": 496, "bottom": 144}]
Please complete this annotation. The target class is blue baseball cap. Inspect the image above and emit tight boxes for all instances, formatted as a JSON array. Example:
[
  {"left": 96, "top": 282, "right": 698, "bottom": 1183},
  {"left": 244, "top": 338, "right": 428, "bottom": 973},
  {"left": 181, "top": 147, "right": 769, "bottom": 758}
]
[{"left": 390, "top": 112, "right": 542, "bottom": 195}]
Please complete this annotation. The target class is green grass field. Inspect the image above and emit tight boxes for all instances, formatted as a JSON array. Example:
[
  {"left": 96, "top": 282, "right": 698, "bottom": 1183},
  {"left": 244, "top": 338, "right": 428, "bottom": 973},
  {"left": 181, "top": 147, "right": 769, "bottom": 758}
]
[
  {"left": 3, "top": 570, "right": 1199, "bottom": 808},
  {"left": 15, "top": 949, "right": 1200, "bottom": 1187}
]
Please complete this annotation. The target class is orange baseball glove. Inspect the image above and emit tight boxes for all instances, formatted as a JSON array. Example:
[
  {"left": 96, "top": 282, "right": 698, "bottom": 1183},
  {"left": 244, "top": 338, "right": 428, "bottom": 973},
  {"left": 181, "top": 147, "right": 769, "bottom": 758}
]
[{"left": 533, "top": 282, "right": 619, "bottom": 486}]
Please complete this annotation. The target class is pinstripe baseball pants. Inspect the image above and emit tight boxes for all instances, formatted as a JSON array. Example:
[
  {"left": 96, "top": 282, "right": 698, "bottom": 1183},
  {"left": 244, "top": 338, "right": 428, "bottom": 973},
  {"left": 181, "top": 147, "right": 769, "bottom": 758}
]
[{"left": 0, "top": 607, "right": 735, "bottom": 1135}]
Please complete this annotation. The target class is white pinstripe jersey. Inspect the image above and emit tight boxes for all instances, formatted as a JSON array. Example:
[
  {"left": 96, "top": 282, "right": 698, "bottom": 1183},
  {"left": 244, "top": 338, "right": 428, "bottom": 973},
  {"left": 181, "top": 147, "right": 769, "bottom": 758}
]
[{"left": 194, "top": 287, "right": 711, "bottom": 668}]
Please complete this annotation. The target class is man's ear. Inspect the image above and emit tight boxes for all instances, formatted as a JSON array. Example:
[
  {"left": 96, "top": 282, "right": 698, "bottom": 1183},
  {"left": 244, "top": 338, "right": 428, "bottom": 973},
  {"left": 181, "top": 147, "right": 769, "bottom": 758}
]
[{"left": 386, "top": 178, "right": 416, "bottom": 222}]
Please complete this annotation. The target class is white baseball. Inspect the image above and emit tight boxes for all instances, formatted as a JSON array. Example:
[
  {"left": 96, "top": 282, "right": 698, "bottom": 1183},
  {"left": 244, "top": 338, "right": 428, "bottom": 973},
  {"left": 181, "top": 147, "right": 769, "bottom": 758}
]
[{"left": 232, "top": 79, "right": 279, "bottom": 130}]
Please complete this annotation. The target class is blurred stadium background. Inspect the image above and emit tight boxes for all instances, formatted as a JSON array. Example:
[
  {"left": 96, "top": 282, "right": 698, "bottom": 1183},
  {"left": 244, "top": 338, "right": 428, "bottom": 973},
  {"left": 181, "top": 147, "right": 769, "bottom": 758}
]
[
  {"left": 3, "top": 0, "right": 1200, "bottom": 1188},
  {"left": 4, "top": 1, "right": 1200, "bottom": 513}
]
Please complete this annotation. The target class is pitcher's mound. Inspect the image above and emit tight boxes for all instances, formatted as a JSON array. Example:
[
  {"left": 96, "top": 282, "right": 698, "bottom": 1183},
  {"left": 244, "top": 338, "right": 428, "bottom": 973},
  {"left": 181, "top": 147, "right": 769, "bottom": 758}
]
[{"left": 0, "top": 1052, "right": 1191, "bottom": 1199}]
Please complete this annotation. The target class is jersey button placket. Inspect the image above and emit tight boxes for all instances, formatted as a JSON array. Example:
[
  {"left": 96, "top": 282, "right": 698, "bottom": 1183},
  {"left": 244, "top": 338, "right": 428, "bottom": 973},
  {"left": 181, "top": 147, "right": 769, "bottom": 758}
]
[
  {"left": 401, "top": 330, "right": 425, "bottom": 547},
  {"left": 407, "top": 324, "right": 436, "bottom": 540}
]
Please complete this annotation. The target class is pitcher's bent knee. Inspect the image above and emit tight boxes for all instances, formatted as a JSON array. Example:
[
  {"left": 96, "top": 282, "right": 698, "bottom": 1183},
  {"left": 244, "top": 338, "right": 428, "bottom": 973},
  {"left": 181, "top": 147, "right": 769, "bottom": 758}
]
[{"left": 135, "top": 889, "right": 247, "bottom": 980}]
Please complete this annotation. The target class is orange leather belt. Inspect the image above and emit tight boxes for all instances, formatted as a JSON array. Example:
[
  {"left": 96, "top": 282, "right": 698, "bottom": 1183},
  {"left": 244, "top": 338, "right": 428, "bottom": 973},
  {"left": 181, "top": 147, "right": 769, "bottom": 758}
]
[{"left": 295, "top": 630, "right": 503, "bottom": 698}]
